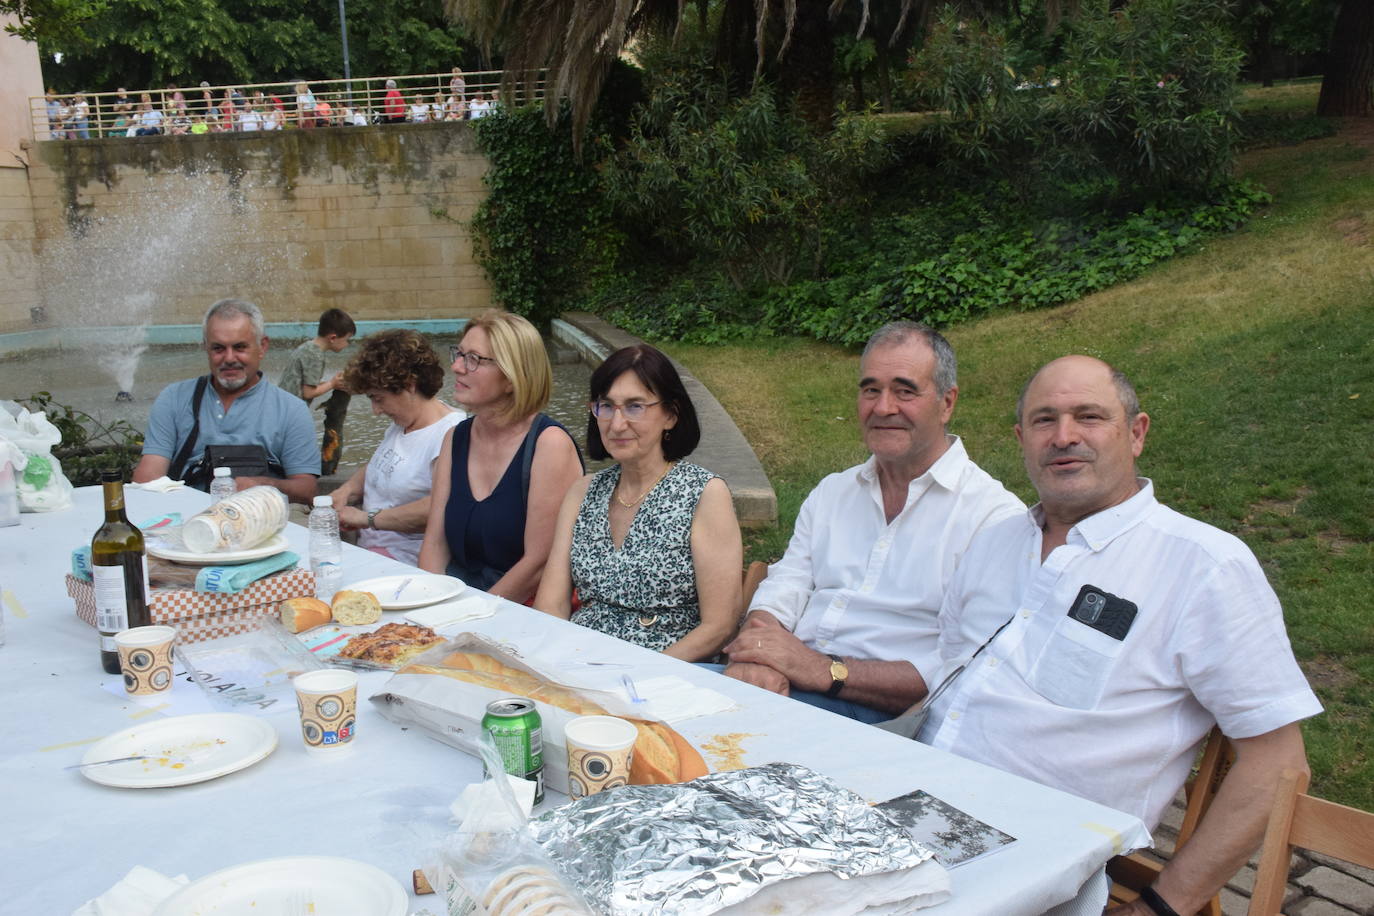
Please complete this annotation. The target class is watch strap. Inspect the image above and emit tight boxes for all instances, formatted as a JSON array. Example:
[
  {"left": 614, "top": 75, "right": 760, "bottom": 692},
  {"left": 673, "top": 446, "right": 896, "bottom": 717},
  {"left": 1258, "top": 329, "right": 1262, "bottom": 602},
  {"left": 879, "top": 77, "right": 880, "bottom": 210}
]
[
  {"left": 825, "top": 653, "right": 847, "bottom": 698},
  {"left": 367, "top": 508, "right": 380, "bottom": 529},
  {"left": 1138, "top": 885, "right": 1182, "bottom": 916}
]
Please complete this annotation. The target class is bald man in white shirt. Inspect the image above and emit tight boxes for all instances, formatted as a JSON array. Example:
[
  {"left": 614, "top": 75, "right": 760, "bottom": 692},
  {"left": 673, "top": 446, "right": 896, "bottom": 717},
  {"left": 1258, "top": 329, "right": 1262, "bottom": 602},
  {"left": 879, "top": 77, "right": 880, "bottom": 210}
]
[
  {"left": 914, "top": 355, "right": 1321, "bottom": 916},
  {"left": 720, "top": 322, "right": 1024, "bottom": 722}
]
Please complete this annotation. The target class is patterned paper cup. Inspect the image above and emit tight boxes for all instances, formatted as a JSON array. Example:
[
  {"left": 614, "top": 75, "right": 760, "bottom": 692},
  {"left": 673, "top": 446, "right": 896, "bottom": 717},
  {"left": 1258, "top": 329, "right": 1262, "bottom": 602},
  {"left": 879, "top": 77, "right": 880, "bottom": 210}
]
[
  {"left": 293, "top": 669, "right": 358, "bottom": 756},
  {"left": 114, "top": 626, "right": 178, "bottom": 696},
  {"left": 564, "top": 715, "right": 637, "bottom": 800}
]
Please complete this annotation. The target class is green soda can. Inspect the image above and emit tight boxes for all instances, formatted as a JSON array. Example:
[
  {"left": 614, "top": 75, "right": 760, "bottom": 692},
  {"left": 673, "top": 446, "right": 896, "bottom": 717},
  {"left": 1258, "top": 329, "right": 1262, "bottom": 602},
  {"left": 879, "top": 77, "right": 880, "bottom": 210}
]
[{"left": 481, "top": 697, "right": 545, "bottom": 804}]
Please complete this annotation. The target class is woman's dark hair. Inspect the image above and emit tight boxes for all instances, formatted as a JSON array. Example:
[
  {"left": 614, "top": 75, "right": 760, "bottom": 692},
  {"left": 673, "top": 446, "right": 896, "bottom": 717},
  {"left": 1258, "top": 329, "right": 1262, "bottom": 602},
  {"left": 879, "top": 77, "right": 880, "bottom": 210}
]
[
  {"left": 341, "top": 329, "right": 444, "bottom": 398},
  {"left": 585, "top": 345, "right": 700, "bottom": 461}
]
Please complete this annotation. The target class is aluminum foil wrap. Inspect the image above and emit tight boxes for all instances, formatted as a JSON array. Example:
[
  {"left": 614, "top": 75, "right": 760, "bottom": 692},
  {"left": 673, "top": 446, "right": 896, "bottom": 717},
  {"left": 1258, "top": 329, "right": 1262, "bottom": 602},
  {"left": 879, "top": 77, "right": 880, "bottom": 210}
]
[{"left": 529, "top": 762, "right": 936, "bottom": 915}]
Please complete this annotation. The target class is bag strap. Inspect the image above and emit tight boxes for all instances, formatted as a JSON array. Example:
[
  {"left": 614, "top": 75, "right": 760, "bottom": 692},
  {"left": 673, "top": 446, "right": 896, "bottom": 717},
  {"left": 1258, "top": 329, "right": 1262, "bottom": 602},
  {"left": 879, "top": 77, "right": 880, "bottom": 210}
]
[
  {"left": 168, "top": 375, "right": 209, "bottom": 480},
  {"left": 519, "top": 414, "right": 586, "bottom": 508},
  {"left": 518, "top": 414, "right": 543, "bottom": 508}
]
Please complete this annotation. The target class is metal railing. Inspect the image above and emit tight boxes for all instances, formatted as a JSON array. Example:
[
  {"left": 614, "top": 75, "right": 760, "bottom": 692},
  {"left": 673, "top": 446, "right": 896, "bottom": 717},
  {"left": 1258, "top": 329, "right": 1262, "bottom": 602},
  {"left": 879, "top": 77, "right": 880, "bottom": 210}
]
[{"left": 28, "top": 69, "right": 546, "bottom": 140}]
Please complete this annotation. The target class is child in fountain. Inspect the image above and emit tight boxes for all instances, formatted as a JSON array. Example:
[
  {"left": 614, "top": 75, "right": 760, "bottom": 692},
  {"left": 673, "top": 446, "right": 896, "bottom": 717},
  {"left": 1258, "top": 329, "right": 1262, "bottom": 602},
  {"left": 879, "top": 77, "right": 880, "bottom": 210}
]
[{"left": 278, "top": 308, "right": 357, "bottom": 476}]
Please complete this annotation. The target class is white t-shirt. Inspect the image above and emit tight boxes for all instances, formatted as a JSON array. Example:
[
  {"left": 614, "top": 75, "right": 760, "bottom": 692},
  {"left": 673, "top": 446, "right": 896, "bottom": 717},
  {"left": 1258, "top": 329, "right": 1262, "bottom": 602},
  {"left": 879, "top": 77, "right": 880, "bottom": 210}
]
[
  {"left": 918, "top": 480, "right": 1322, "bottom": 830},
  {"left": 749, "top": 436, "right": 1024, "bottom": 667},
  {"left": 359, "top": 409, "right": 465, "bottom": 566},
  {"left": 410, "top": 104, "right": 429, "bottom": 123},
  {"left": 240, "top": 109, "right": 262, "bottom": 131}
]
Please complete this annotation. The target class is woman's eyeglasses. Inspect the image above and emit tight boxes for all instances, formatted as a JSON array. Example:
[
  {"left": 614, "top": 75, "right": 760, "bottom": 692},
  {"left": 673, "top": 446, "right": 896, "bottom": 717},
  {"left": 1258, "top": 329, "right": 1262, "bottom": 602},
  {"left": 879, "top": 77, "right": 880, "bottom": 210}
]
[
  {"left": 449, "top": 346, "right": 497, "bottom": 372},
  {"left": 589, "top": 399, "right": 661, "bottom": 421}
]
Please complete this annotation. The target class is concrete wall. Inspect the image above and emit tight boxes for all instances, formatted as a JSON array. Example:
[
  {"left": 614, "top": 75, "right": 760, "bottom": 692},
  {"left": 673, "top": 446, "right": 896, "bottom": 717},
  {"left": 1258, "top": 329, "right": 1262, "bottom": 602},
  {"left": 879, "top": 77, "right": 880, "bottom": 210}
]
[
  {"left": 16, "top": 122, "right": 491, "bottom": 334},
  {"left": 0, "top": 15, "right": 44, "bottom": 158},
  {"left": 0, "top": 18, "right": 44, "bottom": 337}
]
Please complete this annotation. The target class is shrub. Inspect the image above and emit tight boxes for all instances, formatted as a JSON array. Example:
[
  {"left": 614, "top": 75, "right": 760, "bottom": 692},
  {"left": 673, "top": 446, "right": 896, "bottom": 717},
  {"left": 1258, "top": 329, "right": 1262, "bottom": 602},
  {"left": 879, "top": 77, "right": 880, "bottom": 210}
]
[
  {"left": 599, "top": 63, "right": 890, "bottom": 293},
  {"left": 909, "top": 0, "right": 1245, "bottom": 206},
  {"left": 469, "top": 106, "right": 610, "bottom": 325}
]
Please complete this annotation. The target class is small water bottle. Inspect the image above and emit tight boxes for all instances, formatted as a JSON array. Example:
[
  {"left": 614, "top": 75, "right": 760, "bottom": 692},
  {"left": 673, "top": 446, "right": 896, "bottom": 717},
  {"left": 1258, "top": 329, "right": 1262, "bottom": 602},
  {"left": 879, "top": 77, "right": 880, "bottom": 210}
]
[
  {"left": 209, "top": 466, "right": 235, "bottom": 503},
  {"left": 308, "top": 495, "right": 342, "bottom": 604}
]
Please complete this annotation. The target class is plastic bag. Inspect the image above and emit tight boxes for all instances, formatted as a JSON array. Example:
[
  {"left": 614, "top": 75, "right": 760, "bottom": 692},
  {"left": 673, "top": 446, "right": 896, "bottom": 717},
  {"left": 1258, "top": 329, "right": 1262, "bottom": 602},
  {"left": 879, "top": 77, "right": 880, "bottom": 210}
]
[
  {"left": 422, "top": 736, "right": 591, "bottom": 916},
  {"left": 0, "top": 402, "right": 74, "bottom": 512}
]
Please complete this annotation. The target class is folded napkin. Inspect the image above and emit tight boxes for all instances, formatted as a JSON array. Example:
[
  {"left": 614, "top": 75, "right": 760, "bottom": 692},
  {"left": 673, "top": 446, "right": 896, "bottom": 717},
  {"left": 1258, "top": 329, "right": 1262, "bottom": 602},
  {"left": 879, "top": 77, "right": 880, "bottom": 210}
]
[
  {"left": 403, "top": 593, "right": 496, "bottom": 630},
  {"left": 194, "top": 551, "right": 299, "bottom": 593},
  {"left": 72, "top": 865, "right": 189, "bottom": 916},
  {"left": 614, "top": 674, "right": 737, "bottom": 724},
  {"left": 127, "top": 476, "right": 185, "bottom": 492}
]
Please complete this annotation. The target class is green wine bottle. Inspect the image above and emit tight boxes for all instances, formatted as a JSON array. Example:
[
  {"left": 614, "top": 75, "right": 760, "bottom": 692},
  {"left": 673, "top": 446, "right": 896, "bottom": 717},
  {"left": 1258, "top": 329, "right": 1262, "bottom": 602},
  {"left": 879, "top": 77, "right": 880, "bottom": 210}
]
[{"left": 91, "top": 469, "right": 150, "bottom": 674}]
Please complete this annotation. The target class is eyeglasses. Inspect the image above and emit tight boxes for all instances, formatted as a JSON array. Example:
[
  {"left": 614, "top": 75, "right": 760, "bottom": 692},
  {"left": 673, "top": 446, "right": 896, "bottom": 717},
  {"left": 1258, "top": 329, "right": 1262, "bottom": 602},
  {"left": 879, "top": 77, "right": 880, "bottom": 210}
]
[
  {"left": 449, "top": 346, "right": 497, "bottom": 372},
  {"left": 589, "top": 399, "right": 661, "bottom": 421}
]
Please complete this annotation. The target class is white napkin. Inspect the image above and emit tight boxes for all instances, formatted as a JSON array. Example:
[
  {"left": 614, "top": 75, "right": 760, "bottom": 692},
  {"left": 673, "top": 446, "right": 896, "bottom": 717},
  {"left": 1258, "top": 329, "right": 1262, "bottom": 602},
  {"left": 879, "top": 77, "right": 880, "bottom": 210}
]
[
  {"left": 613, "top": 675, "right": 737, "bottom": 724},
  {"left": 127, "top": 476, "right": 185, "bottom": 492},
  {"left": 403, "top": 593, "right": 496, "bottom": 630},
  {"left": 72, "top": 865, "right": 189, "bottom": 916}
]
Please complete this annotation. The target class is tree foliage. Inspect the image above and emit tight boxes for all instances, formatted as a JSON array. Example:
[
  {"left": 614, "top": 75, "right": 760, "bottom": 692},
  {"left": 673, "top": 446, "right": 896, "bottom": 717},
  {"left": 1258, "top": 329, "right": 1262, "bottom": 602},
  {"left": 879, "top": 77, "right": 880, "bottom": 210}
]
[{"left": 11, "top": 0, "right": 478, "bottom": 92}]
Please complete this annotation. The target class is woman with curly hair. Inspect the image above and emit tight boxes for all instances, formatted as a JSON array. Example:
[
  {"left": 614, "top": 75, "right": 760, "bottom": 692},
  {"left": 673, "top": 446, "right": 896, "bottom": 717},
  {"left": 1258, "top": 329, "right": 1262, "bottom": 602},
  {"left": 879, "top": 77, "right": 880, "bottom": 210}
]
[{"left": 330, "top": 330, "right": 465, "bottom": 565}]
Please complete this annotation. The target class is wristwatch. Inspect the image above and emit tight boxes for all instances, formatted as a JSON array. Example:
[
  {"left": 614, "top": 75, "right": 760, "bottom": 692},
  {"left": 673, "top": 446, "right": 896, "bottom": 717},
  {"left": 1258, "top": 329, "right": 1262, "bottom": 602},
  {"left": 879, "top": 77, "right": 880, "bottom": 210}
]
[
  {"left": 825, "top": 654, "right": 849, "bottom": 698},
  {"left": 366, "top": 508, "right": 381, "bottom": 529}
]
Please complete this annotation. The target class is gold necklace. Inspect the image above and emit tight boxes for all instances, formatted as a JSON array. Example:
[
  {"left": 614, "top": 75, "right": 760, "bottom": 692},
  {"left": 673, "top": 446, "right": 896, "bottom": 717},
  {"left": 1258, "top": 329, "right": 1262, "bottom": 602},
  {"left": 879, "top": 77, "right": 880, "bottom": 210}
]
[{"left": 616, "top": 462, "right": 673, "bottom": 508}]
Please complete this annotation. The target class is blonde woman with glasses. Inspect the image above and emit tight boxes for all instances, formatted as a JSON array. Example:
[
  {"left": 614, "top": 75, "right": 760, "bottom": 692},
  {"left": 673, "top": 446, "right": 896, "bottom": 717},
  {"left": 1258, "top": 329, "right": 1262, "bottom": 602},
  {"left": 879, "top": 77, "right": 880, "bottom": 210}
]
[{"left": 418, "top": 310, "right": 583, "bottom": 600}]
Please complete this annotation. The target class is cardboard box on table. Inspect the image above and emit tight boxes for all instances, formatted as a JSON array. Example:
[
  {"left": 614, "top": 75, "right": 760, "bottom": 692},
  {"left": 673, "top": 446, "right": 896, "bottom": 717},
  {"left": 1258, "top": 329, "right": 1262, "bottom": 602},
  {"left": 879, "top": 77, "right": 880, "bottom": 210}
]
[{"left": 66, "top": 568, "right": 315, "bottom": 645}]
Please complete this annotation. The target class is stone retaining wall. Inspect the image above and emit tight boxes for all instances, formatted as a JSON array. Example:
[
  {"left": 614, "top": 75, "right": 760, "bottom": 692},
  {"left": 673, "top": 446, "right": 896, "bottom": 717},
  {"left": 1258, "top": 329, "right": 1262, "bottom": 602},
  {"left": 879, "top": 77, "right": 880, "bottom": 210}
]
[
  {"left": 0, "top": 164, "right": 40, "bottom": 337},
  {"left": 16, "top": 124, "right": 491, "bottom": 334}
]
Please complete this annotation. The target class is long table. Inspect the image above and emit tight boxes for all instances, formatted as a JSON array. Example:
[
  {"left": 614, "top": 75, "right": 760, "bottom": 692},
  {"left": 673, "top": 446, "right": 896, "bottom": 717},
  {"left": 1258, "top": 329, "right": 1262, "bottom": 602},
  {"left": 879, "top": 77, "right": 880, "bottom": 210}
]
[{"left": 0, "top": 486, "right": 1150, "bottom": 914}]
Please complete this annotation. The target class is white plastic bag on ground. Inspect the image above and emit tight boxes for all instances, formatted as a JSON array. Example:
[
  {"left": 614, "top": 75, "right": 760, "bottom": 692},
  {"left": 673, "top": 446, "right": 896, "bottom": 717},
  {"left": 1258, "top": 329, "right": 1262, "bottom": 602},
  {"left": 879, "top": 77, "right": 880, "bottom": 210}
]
[{"left": 0, "top": 403, "right": 75, "bottom": 512}]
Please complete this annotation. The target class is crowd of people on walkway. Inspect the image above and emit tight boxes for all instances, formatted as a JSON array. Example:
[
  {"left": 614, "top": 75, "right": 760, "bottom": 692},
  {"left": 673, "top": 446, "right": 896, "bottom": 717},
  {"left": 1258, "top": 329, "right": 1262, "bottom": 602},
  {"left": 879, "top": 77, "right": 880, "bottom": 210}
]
[{"left": 43, "top": 68, "right": 499, "bottom": 138}]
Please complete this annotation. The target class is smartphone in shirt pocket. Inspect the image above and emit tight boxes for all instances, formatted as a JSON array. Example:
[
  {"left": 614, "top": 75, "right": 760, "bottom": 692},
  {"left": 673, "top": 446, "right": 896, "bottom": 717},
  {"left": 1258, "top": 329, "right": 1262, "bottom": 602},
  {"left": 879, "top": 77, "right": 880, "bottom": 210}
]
[{"left": 1028, "top": 585, "right": 1137, "bottom": 710}]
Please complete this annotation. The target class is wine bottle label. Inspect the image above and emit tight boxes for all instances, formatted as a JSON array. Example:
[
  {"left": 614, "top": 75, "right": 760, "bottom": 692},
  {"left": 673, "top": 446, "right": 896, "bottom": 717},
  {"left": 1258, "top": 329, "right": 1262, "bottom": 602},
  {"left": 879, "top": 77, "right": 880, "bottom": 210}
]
[
  {"left": 93, "top": 564, "right": 131, "bottom": 632},
  {"left": 100, "top": 633, "right": 119, "bottom": 652}
]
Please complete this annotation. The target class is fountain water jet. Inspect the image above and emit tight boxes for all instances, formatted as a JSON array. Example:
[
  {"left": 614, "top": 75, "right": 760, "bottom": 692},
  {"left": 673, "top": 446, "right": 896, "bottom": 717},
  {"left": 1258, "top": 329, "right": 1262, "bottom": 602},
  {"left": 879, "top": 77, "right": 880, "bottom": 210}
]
[{"left": 36, "top": 170, "right": 292, "bottom": 400}]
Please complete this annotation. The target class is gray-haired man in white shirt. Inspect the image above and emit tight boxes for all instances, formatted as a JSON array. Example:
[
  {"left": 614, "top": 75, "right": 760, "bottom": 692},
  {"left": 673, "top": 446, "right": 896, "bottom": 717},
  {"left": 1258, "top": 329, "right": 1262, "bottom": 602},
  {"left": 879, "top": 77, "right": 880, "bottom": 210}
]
[
  {"left": 914, "top": 355, "right": 1321, "bottom": 916},
  {"left": 721, "top": 322, "right": 1024, "bottom": 722}
]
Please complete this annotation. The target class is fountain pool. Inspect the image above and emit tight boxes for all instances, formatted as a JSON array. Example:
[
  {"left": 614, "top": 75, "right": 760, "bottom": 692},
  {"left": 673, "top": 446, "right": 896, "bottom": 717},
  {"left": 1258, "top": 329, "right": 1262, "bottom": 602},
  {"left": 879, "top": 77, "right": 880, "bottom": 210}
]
[{"left": 0, "top": 334, "right": 600, "bottom": 478}]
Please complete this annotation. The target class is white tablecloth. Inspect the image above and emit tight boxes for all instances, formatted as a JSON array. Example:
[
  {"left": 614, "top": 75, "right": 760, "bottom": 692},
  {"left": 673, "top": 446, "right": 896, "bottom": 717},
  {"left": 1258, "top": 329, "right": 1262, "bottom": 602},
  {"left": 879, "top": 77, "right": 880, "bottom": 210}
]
[{"left": 0, "top": 486, "right": 1150, "bottom": 914}]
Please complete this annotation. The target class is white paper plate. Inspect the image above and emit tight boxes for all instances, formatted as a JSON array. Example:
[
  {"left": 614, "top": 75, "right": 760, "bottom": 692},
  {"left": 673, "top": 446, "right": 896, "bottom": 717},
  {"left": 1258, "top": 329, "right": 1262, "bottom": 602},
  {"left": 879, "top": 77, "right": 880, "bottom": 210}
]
[
  {"left": 147, "top": 533, "right": 291, "bottom": 566},
  {"left": 79, "top": 713, "right": 277, "bottom": 788},
  {"left": 153, "top": 856, "right": 408, "bottom": 916},
  {"left": 344, "top": 573, "right": 466, "bottom": 610}
]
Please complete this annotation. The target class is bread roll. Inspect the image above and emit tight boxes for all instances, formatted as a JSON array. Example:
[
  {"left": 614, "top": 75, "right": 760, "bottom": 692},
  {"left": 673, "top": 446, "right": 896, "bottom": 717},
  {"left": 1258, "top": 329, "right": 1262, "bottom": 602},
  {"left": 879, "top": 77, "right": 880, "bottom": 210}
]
[
  {"left": 279, "top": 596, "right": 331, "bottom": 633},
  {"left": 401, "top": 652, "right": 708, "bottom": 784},
  {"left": 332, "top": 589, "right": 382, "bottom": 625}
]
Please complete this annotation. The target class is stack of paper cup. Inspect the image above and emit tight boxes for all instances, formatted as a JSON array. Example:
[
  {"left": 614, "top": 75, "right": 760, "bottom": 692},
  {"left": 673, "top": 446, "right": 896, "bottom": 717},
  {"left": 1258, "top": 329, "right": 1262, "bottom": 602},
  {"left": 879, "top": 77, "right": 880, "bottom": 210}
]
[{"left": 182, "top": 485, "right": 289, "bottom": 553}]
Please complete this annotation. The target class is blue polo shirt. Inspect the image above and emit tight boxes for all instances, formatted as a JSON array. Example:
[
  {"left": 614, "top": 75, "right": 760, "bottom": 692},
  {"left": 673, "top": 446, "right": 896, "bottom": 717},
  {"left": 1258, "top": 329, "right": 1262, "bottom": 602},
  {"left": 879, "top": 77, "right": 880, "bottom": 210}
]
[{"left": 142, "top": 374, "right": 321, "bottom": 476}]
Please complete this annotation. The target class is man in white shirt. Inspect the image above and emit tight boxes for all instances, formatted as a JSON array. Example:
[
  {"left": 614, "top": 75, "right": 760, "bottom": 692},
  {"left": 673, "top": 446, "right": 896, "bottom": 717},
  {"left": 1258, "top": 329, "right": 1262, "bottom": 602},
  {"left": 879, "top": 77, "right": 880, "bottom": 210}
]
[
  {"left": 916, "top": 355, "right": 1321, "bottom": 916},
  {"left": 720, "top": 322, "right": 1024, "bottom": 722}
]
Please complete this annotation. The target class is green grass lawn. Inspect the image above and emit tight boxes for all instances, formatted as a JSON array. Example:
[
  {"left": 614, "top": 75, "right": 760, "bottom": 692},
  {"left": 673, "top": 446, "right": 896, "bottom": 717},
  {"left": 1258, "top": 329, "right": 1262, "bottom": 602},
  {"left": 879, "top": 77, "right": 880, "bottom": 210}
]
[{"left": 663, "top": 96, "right": 1374, "bottom": 810}]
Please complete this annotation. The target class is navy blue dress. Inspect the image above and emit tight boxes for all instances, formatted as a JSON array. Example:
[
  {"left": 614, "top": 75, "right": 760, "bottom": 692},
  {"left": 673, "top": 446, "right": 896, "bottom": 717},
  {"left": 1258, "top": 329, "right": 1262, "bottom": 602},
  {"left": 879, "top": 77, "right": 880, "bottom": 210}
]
[{"left": 444, "top": 414, "right": 578, "bottom": 591}]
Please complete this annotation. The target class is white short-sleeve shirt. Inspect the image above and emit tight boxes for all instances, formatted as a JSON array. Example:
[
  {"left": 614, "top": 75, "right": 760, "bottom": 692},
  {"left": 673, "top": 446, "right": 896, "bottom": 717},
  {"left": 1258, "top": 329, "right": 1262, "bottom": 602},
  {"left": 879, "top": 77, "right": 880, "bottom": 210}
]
[
  {"left": 748, "top": 436, "right": 1025, "bottom": 667},
  {"left": 918, "top": 480, "right": 1322, "bottom": 830},
  {"left": 360, "top": 409, "right": 465, "bottom": 566}
]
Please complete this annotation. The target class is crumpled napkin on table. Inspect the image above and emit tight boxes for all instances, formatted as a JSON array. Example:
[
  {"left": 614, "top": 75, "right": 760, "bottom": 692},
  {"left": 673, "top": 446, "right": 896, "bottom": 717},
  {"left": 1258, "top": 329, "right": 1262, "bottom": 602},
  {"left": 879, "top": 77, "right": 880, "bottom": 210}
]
[
  {"left": 72, "top": 865, "right": 188, "bottom": 916},
  {"left": 127, "top": 476, "right": 185, "bottom": 493}
]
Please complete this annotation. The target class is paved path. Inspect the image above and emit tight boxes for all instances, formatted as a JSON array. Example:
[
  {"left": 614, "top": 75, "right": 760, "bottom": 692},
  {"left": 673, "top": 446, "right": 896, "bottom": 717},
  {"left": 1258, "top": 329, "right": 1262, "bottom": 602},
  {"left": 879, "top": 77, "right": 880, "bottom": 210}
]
[{"left": 1146, "top": 792, "right": 1374, "bottom": 914}]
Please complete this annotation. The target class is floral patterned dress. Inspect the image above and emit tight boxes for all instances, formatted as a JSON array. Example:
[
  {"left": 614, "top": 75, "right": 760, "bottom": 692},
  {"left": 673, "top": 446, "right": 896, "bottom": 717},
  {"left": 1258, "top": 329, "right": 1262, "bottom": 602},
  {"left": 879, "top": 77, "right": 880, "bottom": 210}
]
[{"left": 569, "top": 461, "right": 717, "bottom": 651}]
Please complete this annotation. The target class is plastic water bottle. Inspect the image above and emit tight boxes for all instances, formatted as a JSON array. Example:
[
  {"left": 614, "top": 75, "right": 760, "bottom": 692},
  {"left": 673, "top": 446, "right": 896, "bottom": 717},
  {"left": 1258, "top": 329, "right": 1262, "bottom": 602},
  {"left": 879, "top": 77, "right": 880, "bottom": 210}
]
[
  {"left": 209, "top": 466, "right": 235, "bottom": 503},
  {"left": 309, "top": 495, "right": 342, "bottom": 604}
]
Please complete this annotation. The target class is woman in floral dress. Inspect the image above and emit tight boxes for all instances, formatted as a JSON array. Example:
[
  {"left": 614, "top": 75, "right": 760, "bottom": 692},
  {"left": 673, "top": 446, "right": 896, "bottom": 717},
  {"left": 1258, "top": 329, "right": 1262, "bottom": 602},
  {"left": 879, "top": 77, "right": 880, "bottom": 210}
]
[{"left": 535, "top": 345, "right": 742, "bottom": 661}]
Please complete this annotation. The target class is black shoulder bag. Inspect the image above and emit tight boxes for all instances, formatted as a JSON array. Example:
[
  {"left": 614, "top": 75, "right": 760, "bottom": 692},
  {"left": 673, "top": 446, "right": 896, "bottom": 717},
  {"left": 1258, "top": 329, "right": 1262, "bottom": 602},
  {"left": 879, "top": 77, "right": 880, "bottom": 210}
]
[{"left": 171, "top": 377, "right": 286, "bottom": 492}]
